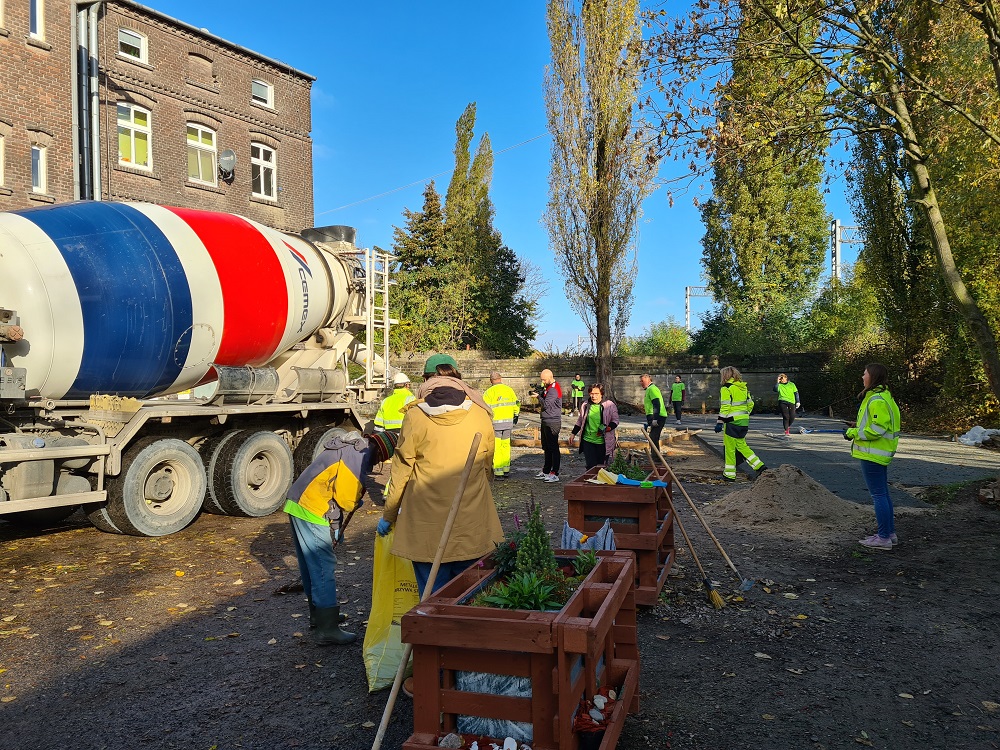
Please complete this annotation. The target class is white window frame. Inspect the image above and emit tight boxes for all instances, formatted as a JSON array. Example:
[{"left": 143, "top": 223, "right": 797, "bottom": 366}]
[
  {"left": 31, "top": 145, "right": 47, "bottom": 194},
  {"left": 117, "top": 28, "right": 148, "bottom": 63},
  {"left": 117, "top": 103, "right": 152, "bottom": 170},
  {"left": 186, "top": 123, "right": 217, "bottom": 186},
  {"left": 29, "top": 0, "right": 44, "bottom": 39},
  {"left": 251, "top": 79, "right": 274, "bottom": 108},
  {"left": 250, "top": 142, "right": 276, "bottom": 200}
]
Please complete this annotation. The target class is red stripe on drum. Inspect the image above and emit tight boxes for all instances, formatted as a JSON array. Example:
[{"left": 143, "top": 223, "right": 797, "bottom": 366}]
[{"left": 165, "top": 207, "right": 288, "bottom": 366}]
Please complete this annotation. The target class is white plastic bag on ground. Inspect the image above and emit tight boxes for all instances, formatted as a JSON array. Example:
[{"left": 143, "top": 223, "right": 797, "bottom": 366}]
[
  {"left": 560, "top": 519, "right": 616, "bottom": 551},
  {"left": 957, "top": 426, "right": 1000, "bottom": 446}
]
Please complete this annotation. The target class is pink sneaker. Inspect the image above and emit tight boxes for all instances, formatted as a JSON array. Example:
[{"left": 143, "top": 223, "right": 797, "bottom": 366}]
[
  {"left": 890, "top": 533, "right": 898, "bottom": 546},
  {"left": 858, "top": 534, "right": 892, "bottom": 550}
]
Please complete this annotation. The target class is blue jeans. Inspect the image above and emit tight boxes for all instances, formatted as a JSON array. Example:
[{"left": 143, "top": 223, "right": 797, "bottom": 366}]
[
  {"left": 288, "top": 515, "right": 338, "bottom": 609},
  {"left": 859, "top": 460, "right": 895, "bottom": 539},
  {"left": 413, "top": 559, "right": 479, "bottom": 598}
]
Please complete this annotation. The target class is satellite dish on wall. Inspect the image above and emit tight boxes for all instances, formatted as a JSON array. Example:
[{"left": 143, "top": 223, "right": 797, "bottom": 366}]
[{"left": 219, "top": 149, "right": 237, "bottom": 177}]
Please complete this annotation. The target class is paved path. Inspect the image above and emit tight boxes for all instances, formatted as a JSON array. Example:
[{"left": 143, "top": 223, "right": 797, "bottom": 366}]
[{"left": 689, "top": 412, "right": 1000, "bottom": 506}]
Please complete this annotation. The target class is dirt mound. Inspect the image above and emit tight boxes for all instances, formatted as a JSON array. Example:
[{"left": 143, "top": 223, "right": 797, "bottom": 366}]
[{"left": 702, "top": 463, "right": 869, "bottom": 541}]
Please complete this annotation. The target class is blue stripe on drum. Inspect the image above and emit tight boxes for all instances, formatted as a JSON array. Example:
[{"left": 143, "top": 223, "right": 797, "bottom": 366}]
[{"left": 19, "top": 202, "right": 193, "bottom": 398}]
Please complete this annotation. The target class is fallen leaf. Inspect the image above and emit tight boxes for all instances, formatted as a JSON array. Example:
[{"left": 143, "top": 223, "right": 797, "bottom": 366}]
[
  {"left": 762, "top": 714, "right": 775, "bottom": 720},
  {"left": 1, "top": 616, "right": 15, "bottom": 622},
  {"left": 722, "top": 672, "right": 736, "bottom": 678},
  {"left": 233, "top": 579, "right": 244, "bottom": 585},
  {"left": 792, "top": 614, "right": 808, "bottom": 620},
  {"left": 898, "top": 693, "right": 914, "bottom": 699},
  {"left": 783, "top": 593, "right": 799, "bottom": 600},
  {"left": 227, "top": 632, "right": 240, "bottom": 638},
  {"left": 1, "top": 696, "right": 15, "bottom": 703},
  {"left": 227, "top": 607, "right": 237, "bottom": 612},
  {"left": 293, "top": 632, "right": 303, "bottom": 638},
  {"left": 174, "top": 571, "right": 185, "bottom": 577},
  {"left": 655, "top": 634, "right": 670, "bottom": 641},
  {"left": 267, "top": 638, "right": 277, "bottom": 645},
  {"left": 295, "top": 664, "right": 306, "bottom": 669},
  {"left": 983, "top": 701, "right": 1000, "bottom": 713},
  {"left": 754, "top": 652, "right": 772, "bottom": 660},
  {"left": 291, "top": 613, "right": 302, "bottom": 619},
  {"left": 787, "top": 668, "right": 804, "bottom": 675},
  {"left": 98, "top": 620, "right": 113, "bottom": 626},
  {"left": 362, "top": 721, "right": 376, "bottom": 728},
  {"left": 901, "top": 721, "right": 914, "bottom": 727}
]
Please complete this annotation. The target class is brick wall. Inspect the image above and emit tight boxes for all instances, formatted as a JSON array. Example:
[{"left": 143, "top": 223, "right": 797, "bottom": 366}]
[
  {"left": 393, "top": 353, "right": 833, "bottom": 414},
  {"left": 0, "top": 1, "right": 315, "bottom": 233},
  {"left": 0, "top": 0, "right": 76, "bottom": 210},
  {"left": 98, "top": 2, "right": 315, "bottom": 233}
]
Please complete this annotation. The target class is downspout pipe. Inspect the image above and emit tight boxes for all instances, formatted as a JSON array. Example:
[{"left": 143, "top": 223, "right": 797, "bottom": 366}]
[
  {"left": 88, "top": 5, "right": 102, "bottom": 200},
  {"left": 76, "top": 5, "right": 92, "bottom": 200}
]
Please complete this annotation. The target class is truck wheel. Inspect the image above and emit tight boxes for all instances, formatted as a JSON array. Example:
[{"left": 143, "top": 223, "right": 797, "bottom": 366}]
[
  {"left": 215, "top": 431, "right": 293, "bottom": 517},
  {"left": 293, "top": 426, "right": 347, "bottom": 476},
  {"left": 84, "top": 504, "right": 123, "bottom": 534},
  {"left": 198, "top": 429, "right": 247, "bottom": 514},
  {"left": 106, "top": 437, "right": 206, "bottom": 537}
]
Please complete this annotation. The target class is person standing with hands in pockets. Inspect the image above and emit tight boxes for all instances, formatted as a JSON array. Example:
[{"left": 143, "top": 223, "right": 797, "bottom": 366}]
[
  {"left": 774, "top": 373, "right": 800, "bottom": 436},
  {"left": 535, "top": 369, "right": 563, "bottom": 482}
]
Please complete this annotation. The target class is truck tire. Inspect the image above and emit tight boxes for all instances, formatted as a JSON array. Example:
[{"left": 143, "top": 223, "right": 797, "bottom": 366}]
[
  {"left": 214, "top": 431, "right": 293, "bottom": 517},
  {"left": 106, "top": 437, "right": 206, "bottom": 536},
  {"left": 198, "top": 429, "right": 247, "bottom": 515},
  {"left": 293, "top": 426, "right": 347, "bottom": 476},
  {"left": 84, "top": 504, "right": 123, "bottom": 534}
]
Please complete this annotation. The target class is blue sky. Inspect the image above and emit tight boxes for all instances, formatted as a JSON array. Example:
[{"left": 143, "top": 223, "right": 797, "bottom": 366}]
[{"left": 151, "top": 0, "right": 859, "bottom": 348}]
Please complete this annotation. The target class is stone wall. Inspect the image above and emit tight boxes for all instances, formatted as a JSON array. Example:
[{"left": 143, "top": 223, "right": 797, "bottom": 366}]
[{"left": 396, "top": 353, "right": 832, "bottom": 413}]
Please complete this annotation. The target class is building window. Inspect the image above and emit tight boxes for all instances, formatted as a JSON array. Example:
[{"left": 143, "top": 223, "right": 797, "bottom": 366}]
[
  {"left": 250, "top": 143, "right": 276, "bottom": 199},
  {"left": 187, "top": 124, "right": 216, "bottom": 185},
  {"left": 118, "top": 28, "right": 147, "bottom": 63},
  {"left": 29, "top": 0, "right": 43, "bottom": 39},
  {"left": 117, "top": 103, "right": 152, "bottom": 169},
  {"left": 31, "top": 145, "right": 46, "bottom": 193},
  {"left": 251, "top": 79, "right": 274, "bottom": 108}
]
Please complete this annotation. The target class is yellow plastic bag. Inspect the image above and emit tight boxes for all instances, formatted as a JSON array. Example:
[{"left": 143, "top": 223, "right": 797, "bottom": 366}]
[{"left": 363, "top": 530, "right": 420, "bottom": 692}]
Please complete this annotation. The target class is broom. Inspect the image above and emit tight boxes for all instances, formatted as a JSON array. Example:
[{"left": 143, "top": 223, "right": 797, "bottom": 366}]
[
  {"left": 645, "top": 433, "right": 756, "bottom": 592},
  {"left": 646, "top": 449, "right": 725, "bottom": 609}
]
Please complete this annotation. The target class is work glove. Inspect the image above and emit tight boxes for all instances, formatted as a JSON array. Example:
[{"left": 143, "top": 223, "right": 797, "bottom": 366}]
[
  {"left": 376, "top": 519, "right": 392, "bottom": 536},
  {"left": 646, "top": 415, "right": 653, "bottom": 427},
  {"left": 843, "top": 430, "right": 852, "bottom": 441},
  {"left": 714, "top": 422, "right": 723, "bottom": 434},
  {"left": 795, "top": 402, "right": 801, "bottom": 409},
  {"left": 513, "top": 415, "right": 518, "bottom": 425}
]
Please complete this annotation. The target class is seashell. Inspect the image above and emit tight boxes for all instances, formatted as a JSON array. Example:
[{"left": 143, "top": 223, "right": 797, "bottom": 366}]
[
  {"left": 608, "top": 690, "right": 617, "bottom": 701},
  {"left": 438, "top": 734, "right": 463, "bottom": 749},
  {"left": 470, "top": 743, "right": 478, "bottom": 750},
  {"left": 589, "top": 708, "right": 605, "bottom": 721},
  {"left": 503, "top": 739, "right": 518, "bottom": 750},
  {"left": 593, "top": 695, "right": 608, "bottom": 710}
]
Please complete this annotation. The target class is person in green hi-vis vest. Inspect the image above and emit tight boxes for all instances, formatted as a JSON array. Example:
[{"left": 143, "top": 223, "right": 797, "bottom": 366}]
[
  {"left": 773, "top": 373, "right": 801, "bottom": 435},
  {"left": 640, "top": 373, "right": 668, "bottom": 447},
  {"left": 670, "top": 375, "right": 686, "bottom": 425},
  {"left": 570, "top": 374, "right": 585, "bottom": 413}
]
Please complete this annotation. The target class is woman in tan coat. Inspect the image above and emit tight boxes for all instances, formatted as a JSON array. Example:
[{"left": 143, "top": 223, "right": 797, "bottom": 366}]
[{"left": 377, "top": 353, "right": 504, "bottom": 597}]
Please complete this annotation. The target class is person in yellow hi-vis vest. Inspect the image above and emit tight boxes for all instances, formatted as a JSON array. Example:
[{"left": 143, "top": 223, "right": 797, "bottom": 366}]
[
  {"left": 714, "top": 366, "right": 766, "bottom": 482},
  {"left": 483, "top": 371, "right": 520, "bottom": 479},
  {"left": 374, "top": 372, "right": 415, "bottom": 435}
]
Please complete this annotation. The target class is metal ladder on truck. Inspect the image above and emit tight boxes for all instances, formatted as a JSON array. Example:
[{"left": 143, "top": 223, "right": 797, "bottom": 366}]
[{"left": 363, "top": 245, "right": 395, "bottom": 392}]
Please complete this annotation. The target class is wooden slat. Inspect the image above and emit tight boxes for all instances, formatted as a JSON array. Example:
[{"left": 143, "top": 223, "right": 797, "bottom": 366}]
[
  {"left": 439, "top": 689, "right": 533, "bottom": 722},
  {"left": 439, "top": 648, "right": 532, "bottom": 676}
]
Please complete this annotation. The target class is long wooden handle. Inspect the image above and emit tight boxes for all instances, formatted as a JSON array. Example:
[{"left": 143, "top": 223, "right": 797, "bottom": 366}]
[
  {"left": 646, "top": 449, "right": 708, "bottom": 580},
  {"left": 371, "top": 432, "right": 484, "bottom": 750},
  {"left": 644, "top": 431, "right": 747, "bottom": 583}
]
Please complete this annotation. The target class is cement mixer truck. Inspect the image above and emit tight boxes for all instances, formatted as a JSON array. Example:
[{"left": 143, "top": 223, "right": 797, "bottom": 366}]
[{"left": 0, "top": 201, "right": 393, "bottom": 536}]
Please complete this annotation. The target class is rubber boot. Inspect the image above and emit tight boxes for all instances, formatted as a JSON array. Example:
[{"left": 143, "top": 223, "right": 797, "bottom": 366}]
[
  {"left": 313, "top": 606, "right": 356, "bottom": 646},
  {"left": 309, "top": 601, "right": 347, "bottom": 628}
]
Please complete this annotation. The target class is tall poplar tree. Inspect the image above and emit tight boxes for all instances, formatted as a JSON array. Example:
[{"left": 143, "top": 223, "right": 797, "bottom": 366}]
[{"left": 545, "top": 0, "right": 657, "bottom": 398}]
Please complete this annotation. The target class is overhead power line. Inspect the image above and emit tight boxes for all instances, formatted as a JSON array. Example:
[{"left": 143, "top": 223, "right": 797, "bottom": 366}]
[{"left": 314, "top": 133, "right": 548, "bottom": 218}]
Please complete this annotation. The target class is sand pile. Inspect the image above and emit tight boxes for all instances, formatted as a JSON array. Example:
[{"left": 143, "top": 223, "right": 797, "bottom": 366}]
[{"left": 702, "top": 464, "right": 870, "bottom": 541}]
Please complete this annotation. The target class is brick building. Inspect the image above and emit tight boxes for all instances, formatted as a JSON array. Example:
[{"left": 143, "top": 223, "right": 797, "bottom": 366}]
[{"left": 0, "top": 0, "right": 315, "bottom": 233}]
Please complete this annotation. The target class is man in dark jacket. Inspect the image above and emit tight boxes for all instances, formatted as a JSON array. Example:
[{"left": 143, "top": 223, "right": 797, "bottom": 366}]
[{"left": 535, "top": 368, "right": 563, "bottom": 482}]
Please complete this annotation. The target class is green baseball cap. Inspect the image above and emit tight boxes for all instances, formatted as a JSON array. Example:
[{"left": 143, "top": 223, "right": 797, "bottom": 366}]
[{"left": 423, "top": 353, "right": 458, "bottom": 374}]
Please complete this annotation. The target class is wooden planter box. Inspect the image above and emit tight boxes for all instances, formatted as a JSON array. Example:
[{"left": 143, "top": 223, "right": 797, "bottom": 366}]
[
  {"left": 564, "top": 466, "right": 675, "bottom": 607},
  {"left": 401, "top": 550, "right": 639, "bottom": 750}
]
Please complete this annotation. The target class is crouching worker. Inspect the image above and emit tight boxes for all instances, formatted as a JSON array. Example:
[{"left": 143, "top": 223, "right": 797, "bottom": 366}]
[{"left": 284, "top": 429, "right": 397, "bottom": 645}]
